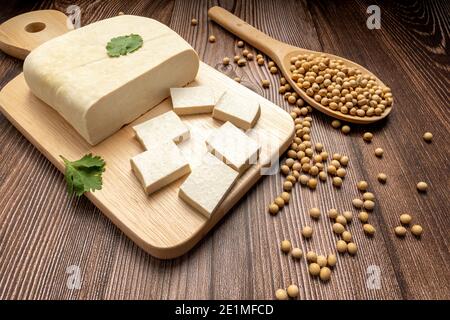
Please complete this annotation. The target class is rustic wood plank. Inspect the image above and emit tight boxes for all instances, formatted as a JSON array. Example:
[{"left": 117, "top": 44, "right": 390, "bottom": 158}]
[{"left": 0, "top": 0, "right": 449, "bottom": 300}]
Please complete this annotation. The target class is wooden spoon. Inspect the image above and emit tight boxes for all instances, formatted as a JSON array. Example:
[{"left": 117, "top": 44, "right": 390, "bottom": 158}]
[{"left": 208, "top": 6, "right": 392, "bottom": 124}]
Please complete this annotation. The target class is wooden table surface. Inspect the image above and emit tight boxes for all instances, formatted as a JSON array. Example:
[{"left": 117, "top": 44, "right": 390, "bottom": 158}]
[{"left": 0, "top": 0, "right": 449, "bottom": 300}]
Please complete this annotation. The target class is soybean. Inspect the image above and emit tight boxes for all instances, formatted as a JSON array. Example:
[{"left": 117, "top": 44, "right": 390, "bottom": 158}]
[
  {"left": 336, "top": 168, "right": 347, "bottom": 178},
  {"left": 364, "top": 200, "right": 375, "bottom": 211},
  {"left": 340, "top": 156, "right": 349, "bottom": 166},
  {"left": 320, "top": 267, "right": 331, "bottom": 281},
  {"left": 417, "top": 181, "right": 428, "bottom": 192},
  {"left": 317, "top": 255, "right": 328, "bottom": 268},
  {"left": 309, "top": 207, "right": 321, "bottom": 219},
  {"left": 352, "top": 198, "right": 364, "bottom": 208},
  {"left": 341, "top": 125, "right": 351, "bottom": 134},
  {"left": 394, "top": 226, "right": 407, "bottom": 237},
  {"left": 357, "top": 180, "right": 368, "bottom": 191},
  {"left": 283, "top": 181, "right": 293, "bottom": 191},
  {"left": 335, "top": 215, "right": 347, "bottom": 226},
  {"left": 306, "top": 251, "right": 317, "bottom": 263},
  {"left": 262, "top": 79, "right": 270, "bottom": 88},
  {"left": 327, "top": 165, "right": 337, "bottom": 175},
  {"left": 363, "top": 224, "right": 376, "bottom": 236},
  {"left": 347, "top": 242, "right": 357, "bottom": 255},
  {"left": 328, "top": 208, "right": 339, "bottom": 220},
  {"left": 287, "top": 284, "right": 299, "bottom": 298},
  {"left": 281, "top": 192, "right": 291, "bottom": 203},
  {"left": 281, "top": 240, "right": 292, "bottom": 253},
  {"left": 319, "top": 171, "right": 327, "bottom": 181},
  {"left": 342, "top": 231, "right": 352, "bottom": 242},
  {"left": 333, "top": 177, "right": 343, "bottom": 187},
  {"left": 315, "top": 143, "right": 324, "bottom": 152},
  {"left": 280, "top": 165, "right": 290, "bottom": 175},
  {"left": 336, "top": 240, "right": 348, "bottom": 253},
  {"left": 275, "top": 197, "right": 285, "bottom": 209},
  {"left": 375, "top": 148, "right": 384, "bottom": 157},
  {"left": 275, "top": 288, "right": 288, "bottom": 300},
  {"left": 332, "top": 223, "right": 345, "bottom": 235},
  {"left": 327, "top": 254, "right": 337, "bottom": 267},
  {"left": 363, "top": 192, "right": 375, "bottom": 201},
  {"left": 286, "top": 175, "right": 296, "bottom": 184},
  {"left": 237, "top": 58, "right": 247, "bottom": 66},
  {"left": 331, "top": 120, "right": 341, "bottom": 128},
  {"left": 309, "top": 263, "right": 321, "bottom": 276},
  {"left": 377, "top": 173, "right": 387, "bottom": 183},
  {"left": 269, "top": 203, "right": 279, "bottom": 215},
  {"left": 331, "top": 159, "right": 341, "bottom": 168},
  {"left": 423, "top": 132, "right": 433, "bottom": 142},
  {"left": 291, "top": 248, "right": 303, "bottom": 259},
  {"left": 358, "top": 211, "right": 369, "bottom": 223},
  {"left": 343, "top": 211, "right": 353, "bottom": 222},
  {"left": 400, "top": 214, "right": 412, "bottom": 225},
  {"left": 299, "top": 175, "right": 309, "bottom": 185},
  {"left": 302, "top": 226, "right": 313, "bottom": 238},
  {"left": 308, "top": 178, "right": 318, "bottom": 189},
  {"left": 411, "top": 225, "right": 423, "bottom": 237},
  {"left": 363, "top": 132, "right": 373, "bottom": 142}
]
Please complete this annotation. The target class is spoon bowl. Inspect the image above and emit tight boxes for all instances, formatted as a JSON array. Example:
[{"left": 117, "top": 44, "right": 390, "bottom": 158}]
[{"left": 208, "top": 6, "right": 393, "bottom": 124}]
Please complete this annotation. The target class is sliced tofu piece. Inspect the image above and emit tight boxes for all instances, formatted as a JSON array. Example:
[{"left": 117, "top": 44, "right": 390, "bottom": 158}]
[
  {"left": 130, "top": 140, "right": 190, "bottom": 195},
  {"left": 170, "top": 86, "right": 216, "bottom": 115},
  {"left": 179, "top": 153, "right": 239, "bottom": 217},
  {"left": 23, "top": 15, "right": 199, "bottom": 145},
  {"left": 205, "top": 121, "right": 261, "bottom": 174},
  {"left": 212, "top": 91, "right": 261, "bottom": 129},
  {"left": 133, "top": 111, "right": 190, "bottom": 150}
]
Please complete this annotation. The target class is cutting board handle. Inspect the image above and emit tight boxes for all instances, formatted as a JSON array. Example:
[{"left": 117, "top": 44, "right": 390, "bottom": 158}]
[
  {"left": 208, "top": 6, "right": 290, "bottom": 59},
  {"left": 0, "top": 10, "right": 72, "bottom": 60}
]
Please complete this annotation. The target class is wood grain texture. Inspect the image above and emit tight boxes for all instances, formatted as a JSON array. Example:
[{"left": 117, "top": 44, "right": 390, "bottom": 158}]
[{"left": 0, "top": 0, "right": 449, "bottom": 300}]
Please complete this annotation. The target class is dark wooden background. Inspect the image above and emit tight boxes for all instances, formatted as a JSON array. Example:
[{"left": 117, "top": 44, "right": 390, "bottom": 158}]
[{"left": 0, "top": 0, "right": 449, "bottom": 300}]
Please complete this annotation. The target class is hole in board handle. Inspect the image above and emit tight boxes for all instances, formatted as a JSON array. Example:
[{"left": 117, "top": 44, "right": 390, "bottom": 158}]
[{"left": 25, "top": 22, "right": 46, "bottom": 33}]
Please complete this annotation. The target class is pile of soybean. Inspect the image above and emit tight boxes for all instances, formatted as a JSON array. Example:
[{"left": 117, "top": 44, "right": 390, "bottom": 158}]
[{"left": 288, "top": 54, "right": 393, "bottom": 118}]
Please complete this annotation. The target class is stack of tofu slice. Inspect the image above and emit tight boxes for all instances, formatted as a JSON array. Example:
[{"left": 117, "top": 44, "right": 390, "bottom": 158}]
[{"left": 130, "top": 85, "right": 261, "bottom": 218}]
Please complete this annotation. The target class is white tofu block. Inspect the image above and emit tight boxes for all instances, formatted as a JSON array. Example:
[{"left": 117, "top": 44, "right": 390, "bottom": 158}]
[
  {"left": 23, "top": 15, "right": 199, "bottom": 145},
  {"left": 170, "top": 86, "right": 215, "bottom": 115},
  {"left": 212, "top": 91, "right": 261, "bottom": 130},
  {"left": 130, "top": 141, "right": 191, "bottom": 195},
  {"left": 133, "top": 111, "right": 190, "bottom": 150},
  {"left": 205, "top": 122, "right": 260, "bottom": 173},
  {"left": 179, "top": 153, "right": 239, "bottom": 217}
]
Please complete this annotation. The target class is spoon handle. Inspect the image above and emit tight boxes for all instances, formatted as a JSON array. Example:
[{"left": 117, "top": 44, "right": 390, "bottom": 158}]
[{"left": 208, "top": 6, "right": 289, "bottom": 59}]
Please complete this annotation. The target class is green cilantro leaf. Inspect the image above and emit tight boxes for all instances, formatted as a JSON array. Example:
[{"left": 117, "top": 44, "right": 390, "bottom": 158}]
[
  {"left": 60, "top": 154, "right": 106, "bottom": 196},
  {"left": 106, "top": 34, "right": 143, "bottom": 57}
]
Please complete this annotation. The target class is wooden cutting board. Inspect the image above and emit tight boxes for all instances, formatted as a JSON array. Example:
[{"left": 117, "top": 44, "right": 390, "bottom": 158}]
[{"left": 0, "top": 62, "right": 294, "bottom": 259}]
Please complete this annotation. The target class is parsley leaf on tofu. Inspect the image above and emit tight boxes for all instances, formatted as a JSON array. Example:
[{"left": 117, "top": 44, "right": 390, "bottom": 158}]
[
  {"left": 106, "top": 34, "right": 143, "bottom": 57},
  {"left": 60, "top": 154, "right": 106, "bottom": 196}
]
